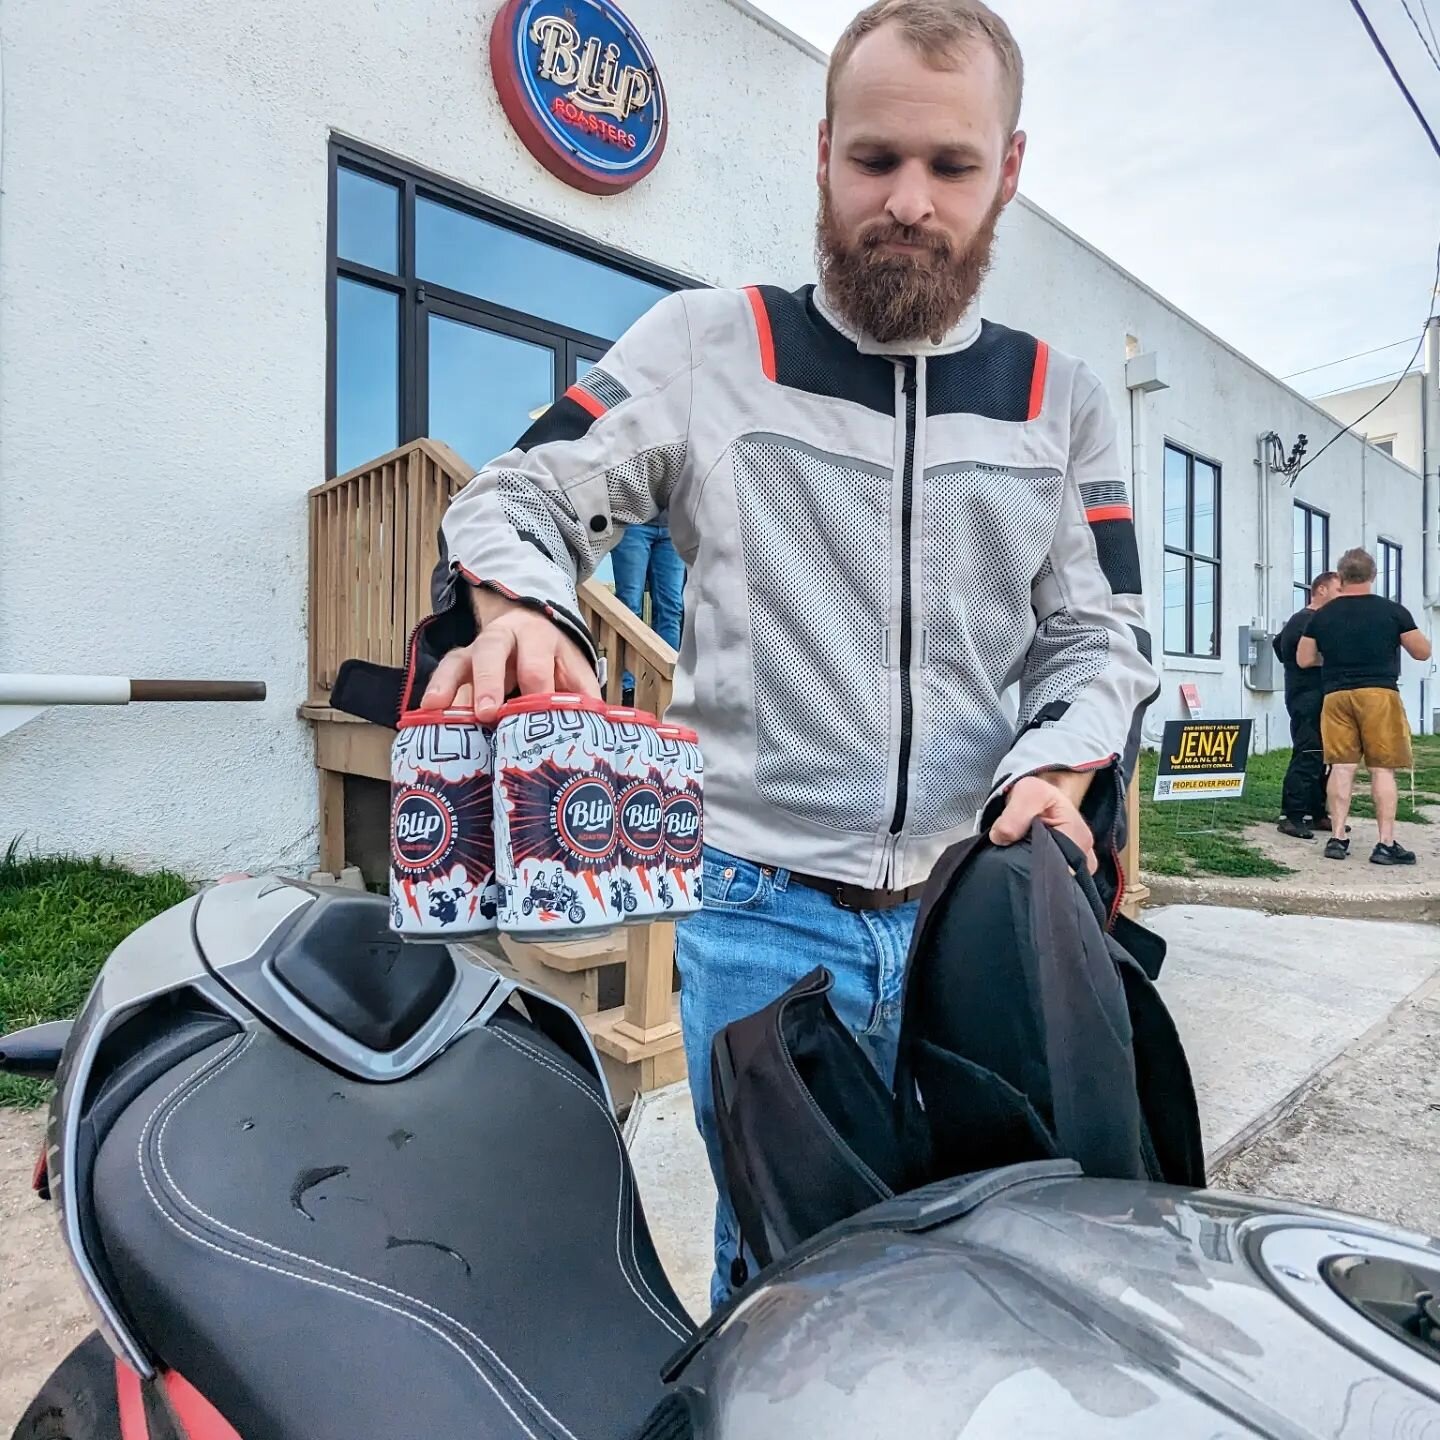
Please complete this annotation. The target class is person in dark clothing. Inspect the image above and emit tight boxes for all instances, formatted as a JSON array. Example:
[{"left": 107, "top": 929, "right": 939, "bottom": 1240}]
[
  {"left": 1272, "top": 571, "right": 1340, "bottom": 838},
  {"left": 1299, "top": 547, "right": 1433, "bottom": 865}
]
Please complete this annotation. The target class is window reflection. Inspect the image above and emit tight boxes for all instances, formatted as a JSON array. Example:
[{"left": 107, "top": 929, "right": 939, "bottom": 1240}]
[
  {"left": 1163, "top": 445, "right": 1188, "bottom": 550},
  {"left": 336, "top": 279, "right": 399, "bottom": 474},
  {"left": 337, "top": 168, "right": 400, "bottom": 273},
  {"left": 417, "top": 198, "right": 667, "bottom": 341},
  {"left": 1193, "top": 560, "right": 1217, "bottom": 657},
  {"left": 1163, "top": 552, "right": 1187, "bottom": 655},
  {"left": 1191, "top": 461, "right": 1217, "bottom": 558},
  {"left": 427, "top": 316, "right": 554, "bottom": 470}
]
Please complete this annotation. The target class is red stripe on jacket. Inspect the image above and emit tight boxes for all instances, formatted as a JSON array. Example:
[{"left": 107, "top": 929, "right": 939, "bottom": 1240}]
[
  {"left": 1027, "top": 340, "right": 1050, "bottom": 420},
  {"left": 744, "top": 287, "right": 777, "bottom": 381}
]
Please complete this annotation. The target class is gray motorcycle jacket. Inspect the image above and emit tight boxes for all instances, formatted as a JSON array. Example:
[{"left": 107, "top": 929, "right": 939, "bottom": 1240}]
[{"left": 434, "top": 282, "right": 1156, "bottom": 891}]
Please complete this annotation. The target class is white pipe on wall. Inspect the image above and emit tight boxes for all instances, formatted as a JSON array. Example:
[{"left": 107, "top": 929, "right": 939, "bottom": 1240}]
[
  {"left": 0, "top": 676, "right": 132, "bottom": 705},
  {"left": 1424, "top": 316, "right": 1439, "bottom": 607}
]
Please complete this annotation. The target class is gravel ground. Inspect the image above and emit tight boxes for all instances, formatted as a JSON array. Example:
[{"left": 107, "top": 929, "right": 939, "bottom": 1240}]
[{"left": 0, "top": 1109, "right": 90, "bottom": 1433}]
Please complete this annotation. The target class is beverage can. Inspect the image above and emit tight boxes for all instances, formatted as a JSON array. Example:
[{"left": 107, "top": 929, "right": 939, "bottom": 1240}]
[
  {"left": 606, "top": 707, "right": 664, "bottom": 923},
  {"left": 389, "top": 709, "right": 498, "bottom": 937},
  {"left": 655, "top": 723, "right": 703, "bottom": 916},
  {"left": 493, "top": 693, "right": 619, "bottom": 940}
]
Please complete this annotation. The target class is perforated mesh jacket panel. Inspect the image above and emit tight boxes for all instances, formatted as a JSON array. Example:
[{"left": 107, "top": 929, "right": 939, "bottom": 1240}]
[
  {"left": 913, "top": 463, "right": 1065, "bottom": 836},
  {"left": 497, "top": 472, "right": 573, "bottom": 572},
  {"left": 605, "top": 443, "right": 689, "bottom": 526},
  {"left": 732, "top": 434, "right": 893, "bottom": 831},
  {"left": 1019, "top": 610, "right": 1111, "bottom": 728}
]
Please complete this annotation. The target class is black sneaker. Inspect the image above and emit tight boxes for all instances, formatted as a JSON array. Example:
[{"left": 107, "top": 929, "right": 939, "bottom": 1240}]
[
  {"left": 1277, "top": 817, "right": 1314, "bottom": 839},
  {"left": 1324, "top": 837, "right": 1350, "bottom": 860},
  {"left": 1371, "top": 842, "right": 1417, "bottom": 866}
]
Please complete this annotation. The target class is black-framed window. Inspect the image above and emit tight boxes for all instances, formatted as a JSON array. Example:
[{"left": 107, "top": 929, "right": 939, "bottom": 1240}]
[
  {"left": 1292, "top": 501, "right": 1330, "bottom": 612},
  {"left": 327, "top": 139, "right": 694, "bottom": 480},
  {"left": 1162, "top": 442, "right": 1221, "bottom": 658},
  {"left": 1380, "top": 538, "right": 1402, "bottom": 602}
]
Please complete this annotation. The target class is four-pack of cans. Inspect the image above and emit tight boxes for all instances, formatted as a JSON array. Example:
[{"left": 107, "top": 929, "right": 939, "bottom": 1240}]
[{"left": 389, "top": 693, "right": 703, "bottom": 941}]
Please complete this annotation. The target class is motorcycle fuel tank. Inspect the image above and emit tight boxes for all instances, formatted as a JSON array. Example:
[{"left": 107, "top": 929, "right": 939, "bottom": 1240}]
[{"left": 675, "top": 1168, "right": 1440, "bottom": 1438}]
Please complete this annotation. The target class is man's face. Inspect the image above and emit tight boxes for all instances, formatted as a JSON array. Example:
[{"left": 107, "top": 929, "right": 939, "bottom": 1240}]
[
  {"left": 1313, "top": 579, "right": 1342, "bottom": 607},
  {"left": 817, "top": 23, "right": 1025, "bottom": 344}
]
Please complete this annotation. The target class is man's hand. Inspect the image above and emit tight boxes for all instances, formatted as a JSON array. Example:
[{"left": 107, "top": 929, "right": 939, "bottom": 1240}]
[
  {"left": 989, "top": 772, "right": 1097, "bottom": 872},
  {"left": 419, "top": 590, "right": 600, "bottom": 723}
]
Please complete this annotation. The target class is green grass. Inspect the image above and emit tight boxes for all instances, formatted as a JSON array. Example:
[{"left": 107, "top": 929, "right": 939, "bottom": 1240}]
[
  {"left": 0, "top": 848, "right": 191, "bottom": 1107},
  {"left": 1139, "top": 733, "right": 1440, "bottom": 880}
]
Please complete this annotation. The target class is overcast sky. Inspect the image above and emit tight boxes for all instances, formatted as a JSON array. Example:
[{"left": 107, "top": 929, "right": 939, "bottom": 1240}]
[{"left": 753, "top": 0, "right": 1440, "bottom": 399}]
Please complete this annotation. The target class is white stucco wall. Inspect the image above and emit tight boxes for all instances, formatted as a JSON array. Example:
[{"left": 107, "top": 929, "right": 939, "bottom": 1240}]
[
  {"left": 1316, "top": 373, "right": 1424, "bottom": 474},
  {"left": 0, "top": 0, "right": 1432, "bottom": 875}
]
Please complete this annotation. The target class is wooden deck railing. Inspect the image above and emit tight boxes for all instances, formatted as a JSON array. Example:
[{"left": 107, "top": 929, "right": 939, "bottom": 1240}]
[
  {"left": 306, "top": 438, "right": 684, "bottom": 1091},
  {"left": 307, "top": 438, "right": 678, "bottom": 718}
]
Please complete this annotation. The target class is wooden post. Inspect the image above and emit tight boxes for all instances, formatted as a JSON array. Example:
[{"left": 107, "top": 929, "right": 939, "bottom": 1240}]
[
  {"left": 614, "top": 921, "right": 681, "bottom": 1047},
  {"left": 1121, "top": 769, "right": 1150, "bottom": 917},
  {"left": 318, "top": 768, "right": 345, "bottom": 875}
]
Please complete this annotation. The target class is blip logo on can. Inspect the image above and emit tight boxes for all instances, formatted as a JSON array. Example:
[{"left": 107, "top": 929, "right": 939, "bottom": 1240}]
[
  {"left": 664, "top": 792, "right": 702, "bottom": 860},
  {"left": 618, "top": 782, "right": 665, "bottom": 856},
  {"left": 392, "top": 787, "right": 456, "bottom": 872},
  {"left": 555, "top": 776, "right": 617, "bottom": 860}
]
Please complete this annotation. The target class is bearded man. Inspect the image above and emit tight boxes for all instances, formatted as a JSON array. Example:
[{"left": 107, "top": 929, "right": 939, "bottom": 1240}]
[{"left": 412, "top": 0, "right": 1155, "bottom": 1306}]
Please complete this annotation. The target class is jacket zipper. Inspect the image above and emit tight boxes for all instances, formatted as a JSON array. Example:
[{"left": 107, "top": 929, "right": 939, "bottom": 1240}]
[{"left": 890, "top": 358, "right": 918, "bottom": 839}]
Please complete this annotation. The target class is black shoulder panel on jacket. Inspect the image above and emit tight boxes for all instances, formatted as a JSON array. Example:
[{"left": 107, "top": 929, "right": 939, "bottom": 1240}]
[
  {"left": 749, "top": 285, "right": 895, "bottom": 416},
  {"left": 1090, "top": 518, "right": 1143, "bottom": 597},
  {"left": 514, "top": 393, "right": 600, "bottom": 454},
  {"left": 926, "top": 320, "right": 1045, "bottom": 422}
]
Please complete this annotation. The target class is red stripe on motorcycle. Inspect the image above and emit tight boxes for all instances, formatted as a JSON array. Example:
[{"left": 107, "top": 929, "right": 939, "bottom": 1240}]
[
  {"left": 163, "top": 1372, "right": 244, "bottom": 1440},
  {"left": 115, "top": 1359, "right": 149, "bottom": 1440}
]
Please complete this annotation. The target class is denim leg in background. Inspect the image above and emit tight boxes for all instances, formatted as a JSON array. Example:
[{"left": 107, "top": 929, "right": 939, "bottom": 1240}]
[
  {"left": 673, "top": 844, "right": 918, "bottom": 1312},
  {"left": 644, "top": 530, "right": 685, "bottom": 652},
  {"left": 610, "top": 523, "right": 679, "bottom": 692}
]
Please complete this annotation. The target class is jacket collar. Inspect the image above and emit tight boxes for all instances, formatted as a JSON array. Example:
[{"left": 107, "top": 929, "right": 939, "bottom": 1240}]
[{"left": 812, "top": 282, "right": 983, "bottom": 358}]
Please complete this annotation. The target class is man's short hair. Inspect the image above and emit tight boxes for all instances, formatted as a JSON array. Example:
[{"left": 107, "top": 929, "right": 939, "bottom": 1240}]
[
  {"left": 1310, "top": 570, "right": 1339, "bottom": 597},
  {"left": 827, "top": 0, "right": 1025, "bottom": 136},
  {"left": 1336, "top": 548, "right": 1377, "bottom": 585}
]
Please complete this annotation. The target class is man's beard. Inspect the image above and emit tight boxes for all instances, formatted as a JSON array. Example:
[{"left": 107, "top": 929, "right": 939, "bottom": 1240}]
[{"left": 816, "top": 182, "right": 1004, "bottom": 345}]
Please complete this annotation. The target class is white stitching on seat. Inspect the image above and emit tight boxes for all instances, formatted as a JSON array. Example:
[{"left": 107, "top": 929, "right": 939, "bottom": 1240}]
[
  {"left": 136, "top": 1037, "right": 565, "bottom": 1440},
  {"left": 487, "top": 1027, "right": 691, "bottom": 1338}
]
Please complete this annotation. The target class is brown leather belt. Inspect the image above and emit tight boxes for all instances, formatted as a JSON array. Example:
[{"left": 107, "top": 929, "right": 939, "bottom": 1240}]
[{"left": 786, "top": 870, "right": 926, "bottom": 913}]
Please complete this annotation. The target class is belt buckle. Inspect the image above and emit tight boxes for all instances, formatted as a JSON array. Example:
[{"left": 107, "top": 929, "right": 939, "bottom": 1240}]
[{"left": 833, "top": 883, "right": 864, "bottom": 913}]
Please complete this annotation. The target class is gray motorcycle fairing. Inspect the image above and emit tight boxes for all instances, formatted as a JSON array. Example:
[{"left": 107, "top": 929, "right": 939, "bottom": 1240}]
[{"left": 678, "top": 1176, "right": 1440, "bottom": 1437}]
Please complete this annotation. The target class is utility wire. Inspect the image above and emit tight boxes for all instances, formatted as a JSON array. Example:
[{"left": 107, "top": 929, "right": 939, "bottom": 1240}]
[
  {"left": 1295, "top": 236, "right": 1439, "bottom": 476},
  {"left": 1346, "top": 0, "right": 1440, "bottom": 158},
  {"left": 1281, "top": 336, "right": 1415, "bottom": 379},
  {"left": 1414, "top": 0, "right": 1440, "bottom": 60},
  {"left": 1315, "top": 363, "right": 1420, "bottom": 392},
  {"left": 1400, "top": 0, "right": 1440, "bottom": 71}
]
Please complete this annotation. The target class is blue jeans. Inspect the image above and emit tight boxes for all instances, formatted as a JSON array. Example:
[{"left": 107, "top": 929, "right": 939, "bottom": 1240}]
[
  {"left": 673, "top": 844, "right": 918, "bottom": 1311},
  {"left": 610, "top": 523, "right": 684, "bottom": 687}
]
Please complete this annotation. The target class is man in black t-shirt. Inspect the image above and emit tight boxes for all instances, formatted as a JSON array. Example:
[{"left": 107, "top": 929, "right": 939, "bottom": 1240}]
[
  {"left": 1272, "top": 571, "right": 1340, "bottom": 838},
  {"left": 1299, "top": 547, "right": 1433, "bottom": 865}
]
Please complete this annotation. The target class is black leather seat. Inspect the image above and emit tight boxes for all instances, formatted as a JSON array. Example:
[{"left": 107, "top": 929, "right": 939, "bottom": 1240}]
[{"left": 93, "top": 1012, "right": 693, "bottom": 1440}]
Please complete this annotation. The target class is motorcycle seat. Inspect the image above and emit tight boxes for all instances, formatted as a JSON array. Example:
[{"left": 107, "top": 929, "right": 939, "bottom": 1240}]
[{"left": 92, "top": 1011, "right": 693, "bottom": 1440}]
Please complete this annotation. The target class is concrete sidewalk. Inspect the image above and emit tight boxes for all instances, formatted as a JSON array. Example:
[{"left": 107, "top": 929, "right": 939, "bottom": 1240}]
[{"left": 627, "top": 903, "right": 1440, "bottom": 1319}]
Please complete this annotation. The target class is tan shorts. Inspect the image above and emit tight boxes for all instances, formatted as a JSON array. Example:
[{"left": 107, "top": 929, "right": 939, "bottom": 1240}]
[{"left": 1320, "top": 688, "right": 1413, "bottom": 769}]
